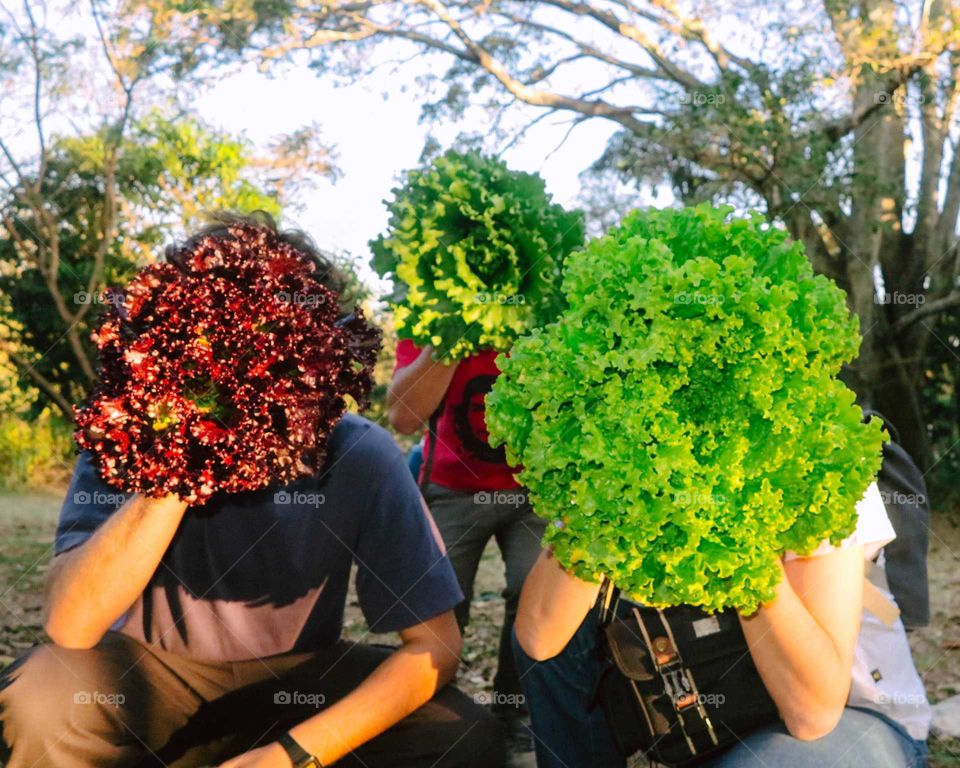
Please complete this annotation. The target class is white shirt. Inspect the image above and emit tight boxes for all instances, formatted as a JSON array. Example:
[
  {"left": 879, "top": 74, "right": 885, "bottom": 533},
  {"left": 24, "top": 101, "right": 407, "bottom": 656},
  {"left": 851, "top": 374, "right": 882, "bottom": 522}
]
[{"left": 788, "top": 482, "right": 931, "bottom": 741}]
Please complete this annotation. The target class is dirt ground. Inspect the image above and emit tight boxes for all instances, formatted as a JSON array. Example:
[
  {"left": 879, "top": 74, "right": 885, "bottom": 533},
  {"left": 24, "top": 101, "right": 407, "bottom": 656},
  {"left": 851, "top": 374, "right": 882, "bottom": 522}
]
[{"left": 1, "top": 489, "right": 959, "bottom": 765}]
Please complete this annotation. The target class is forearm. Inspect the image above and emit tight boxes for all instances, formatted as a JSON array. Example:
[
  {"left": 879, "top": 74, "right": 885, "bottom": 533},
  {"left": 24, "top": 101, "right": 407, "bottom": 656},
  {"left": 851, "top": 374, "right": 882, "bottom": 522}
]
[
  {"left": 44, "top": 493, "right": 187, "bottom": 648},
  {"left": 387, "top": 347, "right": 457, "bottom": 434},
  {"left": 289, "top": 638, "right": 457, "bottom": 765},
  {"left": 740, "top": 556, "right": 862, "bottom": 739},
  {"left": 515, "top": 548, "right": 600, "bottom": 660}
]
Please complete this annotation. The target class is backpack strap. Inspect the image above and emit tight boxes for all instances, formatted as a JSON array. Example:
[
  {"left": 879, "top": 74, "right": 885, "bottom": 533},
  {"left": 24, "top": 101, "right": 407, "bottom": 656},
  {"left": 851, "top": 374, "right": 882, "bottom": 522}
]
[{"left": 597, "top": 577, "right": 620, "bottom": 627}]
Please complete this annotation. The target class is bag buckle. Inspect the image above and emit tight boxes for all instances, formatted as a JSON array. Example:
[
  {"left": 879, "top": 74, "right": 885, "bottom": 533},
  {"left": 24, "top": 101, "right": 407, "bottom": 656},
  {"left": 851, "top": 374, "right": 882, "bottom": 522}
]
[{"left": 651, "top": 636, "right": 696, "bottom": 711}]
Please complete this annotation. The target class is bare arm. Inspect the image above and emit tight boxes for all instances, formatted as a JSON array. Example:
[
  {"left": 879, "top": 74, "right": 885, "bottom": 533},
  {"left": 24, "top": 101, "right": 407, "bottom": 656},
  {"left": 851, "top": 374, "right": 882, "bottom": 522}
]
[
  {"left": 220, "top": 611, "right": 463, "bottom": 768},
  {"left": 516, "top": 544, "right": 864, "bottom": 741},
  {"left": 514, "top": 548, "right": 601, "bottom": 661},
  {"left": 387, "top": 345, "right": 458, "bottom": 434},
  {"left": 43, "top": 493, "right": 188, "bottom": 649},
  {"left": 739, "top": 547, "right": 864, "bottom": 740}
]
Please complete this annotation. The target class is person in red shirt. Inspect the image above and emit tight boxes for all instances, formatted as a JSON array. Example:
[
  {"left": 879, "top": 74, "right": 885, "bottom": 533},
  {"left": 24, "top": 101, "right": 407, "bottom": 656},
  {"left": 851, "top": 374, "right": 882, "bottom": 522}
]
[{"left": 389, "top": 340, "right": 546, "bottom": 754}]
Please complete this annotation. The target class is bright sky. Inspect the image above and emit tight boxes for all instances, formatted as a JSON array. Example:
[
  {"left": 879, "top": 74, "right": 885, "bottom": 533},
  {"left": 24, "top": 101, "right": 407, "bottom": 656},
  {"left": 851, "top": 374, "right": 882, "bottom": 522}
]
[
  {"left": 194, "top": 54, "right": 645, "bottom": 285},
  {"left": 1, "top": 3, "right": 668, "bottom": 292}
]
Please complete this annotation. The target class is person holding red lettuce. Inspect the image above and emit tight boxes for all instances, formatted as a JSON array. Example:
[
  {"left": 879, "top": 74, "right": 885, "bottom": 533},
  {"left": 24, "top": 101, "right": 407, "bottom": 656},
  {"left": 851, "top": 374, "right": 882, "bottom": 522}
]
[{"left": 0, "top": 214, "right": 504, "bottom": 768}]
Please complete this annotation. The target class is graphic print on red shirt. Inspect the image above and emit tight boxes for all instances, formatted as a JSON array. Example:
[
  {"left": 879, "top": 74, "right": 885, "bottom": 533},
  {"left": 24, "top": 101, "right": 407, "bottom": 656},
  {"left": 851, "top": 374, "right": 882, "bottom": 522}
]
[{"left": 394, "top": 339, "right": 520, "bottom": 492}]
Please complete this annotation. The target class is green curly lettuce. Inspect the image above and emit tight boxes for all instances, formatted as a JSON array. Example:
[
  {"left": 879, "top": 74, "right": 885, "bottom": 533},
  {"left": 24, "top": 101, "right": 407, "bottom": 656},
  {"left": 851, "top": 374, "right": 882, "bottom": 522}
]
[
  {"left": 486, "top": 204, "right": 886, "bottom": 613},
  {"left": 370, "top": 150, "right": 584, "bottom": 360}
]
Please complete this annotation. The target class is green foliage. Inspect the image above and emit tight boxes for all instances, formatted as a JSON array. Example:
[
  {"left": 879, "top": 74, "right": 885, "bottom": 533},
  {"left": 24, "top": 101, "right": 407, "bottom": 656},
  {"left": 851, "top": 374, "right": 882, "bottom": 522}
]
[
  {"left": 487, "top": 204, "right": 886, "bottom": 612},
  {"left": 0, "top": 113, "right": 281, "bottom": 415},
  {"left": 0, "top": 410, "right": 73, "bottom": 490},
  {"left": 370, "top": 150, "right": 584, "bottom": 360},
  {"left": 115, "top": 113, "right": 282, "bottom": 223}
]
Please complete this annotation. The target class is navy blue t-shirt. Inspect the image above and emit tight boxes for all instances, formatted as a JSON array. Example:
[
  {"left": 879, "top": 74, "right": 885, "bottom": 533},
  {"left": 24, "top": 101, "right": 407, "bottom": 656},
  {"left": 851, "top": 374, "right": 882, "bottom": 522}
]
[{"left": 55, "top": 415, "right": 463, "bottom": 661}]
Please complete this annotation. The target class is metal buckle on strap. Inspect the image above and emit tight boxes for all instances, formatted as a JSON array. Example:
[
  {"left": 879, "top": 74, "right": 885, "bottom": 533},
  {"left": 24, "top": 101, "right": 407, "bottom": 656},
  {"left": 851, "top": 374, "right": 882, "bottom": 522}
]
[
  {"left": 650, "top": 636, "right": 697, "bottom": 710},
  {"left": 633, "top": 607, "right": 721, "bottom": 753}
]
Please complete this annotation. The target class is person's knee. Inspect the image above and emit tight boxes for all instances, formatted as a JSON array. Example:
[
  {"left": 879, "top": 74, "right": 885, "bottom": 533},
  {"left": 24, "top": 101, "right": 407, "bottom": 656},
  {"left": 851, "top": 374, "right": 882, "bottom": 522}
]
[{"left": 0, "top": 643, "right": 126, "bottom": 742}]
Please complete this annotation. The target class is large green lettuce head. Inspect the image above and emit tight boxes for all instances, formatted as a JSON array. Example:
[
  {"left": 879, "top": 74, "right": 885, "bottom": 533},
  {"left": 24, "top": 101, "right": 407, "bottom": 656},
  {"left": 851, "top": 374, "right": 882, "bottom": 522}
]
[
  {"left": 486, "top": 204, "right": 885, "bottom": 613},
  {"left": 370, "top": 150, "right": 584, "bottom": 360}
]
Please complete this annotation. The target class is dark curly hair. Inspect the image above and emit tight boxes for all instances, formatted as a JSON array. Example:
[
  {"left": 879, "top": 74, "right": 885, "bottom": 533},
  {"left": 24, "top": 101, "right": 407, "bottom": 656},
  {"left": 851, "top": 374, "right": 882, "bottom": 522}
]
[{"left": 165, "top": 210, "right": 354, "bottom": 311}]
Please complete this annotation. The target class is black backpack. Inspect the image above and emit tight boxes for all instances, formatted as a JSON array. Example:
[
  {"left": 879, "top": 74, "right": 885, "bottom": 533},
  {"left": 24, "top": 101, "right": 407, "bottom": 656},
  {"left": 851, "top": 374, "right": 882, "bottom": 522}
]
[
  {"left": 596, "top": 582, "right": 779, "bottom": 766},
  {"left": 871, "top": 416, "right": 931, "bottom": 629}
]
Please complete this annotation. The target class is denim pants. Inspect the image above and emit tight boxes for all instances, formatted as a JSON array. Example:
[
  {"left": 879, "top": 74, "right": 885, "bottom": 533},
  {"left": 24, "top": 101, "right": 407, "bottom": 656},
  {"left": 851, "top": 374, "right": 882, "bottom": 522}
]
[
  {"left": 423, "top": 483, "right": 546, "bottom": 713},
  {"left": 512, "top": 606, "right": 929, "bottom": 768}
]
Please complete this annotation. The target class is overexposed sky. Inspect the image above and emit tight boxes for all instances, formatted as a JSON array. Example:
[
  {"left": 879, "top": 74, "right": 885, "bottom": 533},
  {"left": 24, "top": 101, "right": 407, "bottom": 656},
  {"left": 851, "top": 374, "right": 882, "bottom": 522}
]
[
  {"left": 194, "top": 53, "right": 638, "bottom": 284},
  {"left": 2, "top": 3, "right": 666, "bottom": 292}
]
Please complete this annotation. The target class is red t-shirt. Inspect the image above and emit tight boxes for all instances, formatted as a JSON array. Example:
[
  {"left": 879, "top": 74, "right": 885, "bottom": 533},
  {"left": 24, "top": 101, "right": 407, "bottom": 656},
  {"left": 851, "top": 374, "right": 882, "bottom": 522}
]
[{"left": 394, "top": 339, "right": 520, "bottom": 492}]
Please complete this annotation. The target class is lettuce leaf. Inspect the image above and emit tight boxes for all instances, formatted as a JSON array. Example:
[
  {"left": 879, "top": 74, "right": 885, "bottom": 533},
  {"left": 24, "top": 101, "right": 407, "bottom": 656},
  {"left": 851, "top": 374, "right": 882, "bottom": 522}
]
[
  {"left": 370, "top": 150, "right": 584, "bottom": 360},
  {"left": 487, "top": 204, "right": 885, "bottom": 612}
]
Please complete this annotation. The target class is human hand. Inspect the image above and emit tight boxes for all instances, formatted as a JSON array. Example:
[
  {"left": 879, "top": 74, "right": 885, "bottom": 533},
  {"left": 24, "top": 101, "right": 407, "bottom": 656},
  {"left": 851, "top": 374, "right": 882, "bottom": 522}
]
[{"left": 217, "top": 742, "right": 292, "bottom": 768}]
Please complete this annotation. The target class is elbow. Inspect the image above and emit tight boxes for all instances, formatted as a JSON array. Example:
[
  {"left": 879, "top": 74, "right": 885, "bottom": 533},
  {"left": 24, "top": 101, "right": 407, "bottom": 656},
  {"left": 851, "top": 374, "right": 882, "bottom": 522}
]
[
  {"left": 387, "top": 403, "right": 424, "bottom": 436},
  {"left": 435, "top": 631, "right": 462, "bottom": 687},
  {"left": 783, "top": 706, "right": 845, "bottom": 742},
  {"left": 44, "top": 614, "right": 102, "bottom": 651},
  {"left": 444, "top": 629, "right": 463, "bottom": 681},
  {"left": 439, "top": 651, "right": 460, "bottom": 687}
]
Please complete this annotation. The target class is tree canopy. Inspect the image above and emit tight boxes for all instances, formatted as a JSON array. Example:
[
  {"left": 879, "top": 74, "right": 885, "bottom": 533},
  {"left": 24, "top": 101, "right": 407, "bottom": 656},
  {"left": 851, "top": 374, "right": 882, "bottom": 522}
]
[
  {"left": 0, "top": 0, "right": 338, "bottom": 420},
  {"left": 142, "top": 0, "right": 960, "bottom": 475}
]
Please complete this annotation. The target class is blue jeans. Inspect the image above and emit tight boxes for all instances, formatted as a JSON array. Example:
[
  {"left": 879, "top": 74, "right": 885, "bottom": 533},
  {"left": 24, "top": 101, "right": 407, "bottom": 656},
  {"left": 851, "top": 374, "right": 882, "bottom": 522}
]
[{"left": 513, "top": 607, "right": 928, "bottom": 768}]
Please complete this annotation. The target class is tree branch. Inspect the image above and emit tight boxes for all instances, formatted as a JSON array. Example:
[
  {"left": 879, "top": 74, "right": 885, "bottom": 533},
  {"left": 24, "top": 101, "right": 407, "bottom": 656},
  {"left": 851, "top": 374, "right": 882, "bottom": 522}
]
[
  {"left": 888, "top": 291, "right": 960, "bottom": 337},
  {"left": 539, "top": 0, "right": 707, "bottom": 89},
  {"left": 22, "top": 0, "right": 46, "bottom": 176},
  {"left": 495, "top": 11, "right": 665, "bottom": 81},
  {"left": 413, "top": 0, "right": 650, "bottom": 132},
  {"left": 822, "top": 67, "right": 919, "bottom": 142},
  {"left": 3, "top": 343, "right": 74, "bottom": 419}
]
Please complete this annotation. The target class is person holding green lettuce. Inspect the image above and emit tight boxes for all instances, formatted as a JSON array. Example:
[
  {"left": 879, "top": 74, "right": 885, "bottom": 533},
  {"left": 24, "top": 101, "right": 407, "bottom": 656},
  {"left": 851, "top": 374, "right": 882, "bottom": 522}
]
[
  {"left": 512, "top": 484, "right": 930, "bottom": 767},
  {"left": 485, "top": 205, "right": 931, "bottom": 767},
  {"left": 373, "top": 151, "right": 584, "bottom": 763}
]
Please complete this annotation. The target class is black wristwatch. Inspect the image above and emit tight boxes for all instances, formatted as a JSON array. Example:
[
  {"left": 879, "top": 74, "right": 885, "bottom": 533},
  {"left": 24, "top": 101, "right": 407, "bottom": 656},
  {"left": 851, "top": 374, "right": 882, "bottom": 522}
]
[{"left": 277, "top": 732, "right": 323, "bottom": 768}]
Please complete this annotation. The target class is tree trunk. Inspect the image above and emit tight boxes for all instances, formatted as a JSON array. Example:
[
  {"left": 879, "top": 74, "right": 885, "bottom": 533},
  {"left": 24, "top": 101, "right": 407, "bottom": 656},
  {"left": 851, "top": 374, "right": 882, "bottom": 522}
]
[{"left": 841, "top": 0, "right": 934, "bottom": 470}]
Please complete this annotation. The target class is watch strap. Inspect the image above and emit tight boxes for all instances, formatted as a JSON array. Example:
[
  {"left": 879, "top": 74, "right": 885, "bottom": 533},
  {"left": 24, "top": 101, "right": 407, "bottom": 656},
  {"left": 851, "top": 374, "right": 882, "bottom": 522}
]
[{"left": 277, "top": 732, "right": 322, "bottom": 768}]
